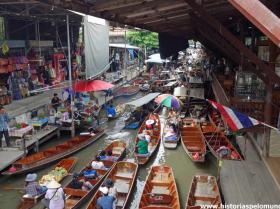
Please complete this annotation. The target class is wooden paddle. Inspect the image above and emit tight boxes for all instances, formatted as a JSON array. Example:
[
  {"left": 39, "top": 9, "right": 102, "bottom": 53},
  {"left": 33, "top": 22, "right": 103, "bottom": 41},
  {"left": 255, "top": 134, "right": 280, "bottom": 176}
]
[{"left": 2, "top": 185, "right": 24, "bottom": 192}]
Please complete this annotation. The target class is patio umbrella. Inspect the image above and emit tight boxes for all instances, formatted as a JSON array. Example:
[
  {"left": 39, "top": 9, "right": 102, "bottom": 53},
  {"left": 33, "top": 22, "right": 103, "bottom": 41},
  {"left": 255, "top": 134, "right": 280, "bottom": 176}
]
[
  {"left": 155, "top": 94, "right": 182, "bottom": 109},
  {"left": 73, "top": 80, "right": 114, "bottom": 92}
]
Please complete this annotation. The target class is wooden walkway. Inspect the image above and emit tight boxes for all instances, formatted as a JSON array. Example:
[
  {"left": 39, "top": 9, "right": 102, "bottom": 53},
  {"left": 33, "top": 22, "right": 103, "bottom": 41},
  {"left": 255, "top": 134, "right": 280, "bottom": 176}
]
[
  {"left": 0, "top": 126, "right": 59, "bottom": 172},
  {"left": 220, "top": 136, "right": 280, "bottom": 204}
]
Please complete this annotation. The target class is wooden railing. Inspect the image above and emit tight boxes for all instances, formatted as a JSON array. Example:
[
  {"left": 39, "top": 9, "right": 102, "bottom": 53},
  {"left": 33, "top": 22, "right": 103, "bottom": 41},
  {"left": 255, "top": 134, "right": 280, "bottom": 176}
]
[{"left": 211, "top": 74, "right": 230, "bottom": 106}]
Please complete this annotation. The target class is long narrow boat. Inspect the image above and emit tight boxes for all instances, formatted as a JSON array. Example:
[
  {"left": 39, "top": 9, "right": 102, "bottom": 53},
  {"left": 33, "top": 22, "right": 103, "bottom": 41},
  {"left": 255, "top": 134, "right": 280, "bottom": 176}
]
[
  {"left": 134, "top": 113, "right": 161, "bottom": 165},
  {"left": 63, "top": 140, "right": 126, "bottom": 209},
  {"left": 180, "top": 120, "right": 206, "bottom": 162},
  {"left": 86, "top": 161, "right": 138, "bottom": 209},
  {"left": 17, "top": 157, "right": 77, "bottom": 209},
  {"left": 113, "top": 85, "right": 140, "bottom": 98},
  {"left": 186, "top": 175, "right": 222, "bottom": 209},
  {"left": 138, "top": 165, "right": 180, "bottom": 209},
  {"left": 162, "top": 119, "right": 180, "bottom": 149},
  {"left": 201, "top": 123, "right": 242, "bottom": 160},
  {"left": 2, "top": 129, "right": 105, "bottom": 175}
]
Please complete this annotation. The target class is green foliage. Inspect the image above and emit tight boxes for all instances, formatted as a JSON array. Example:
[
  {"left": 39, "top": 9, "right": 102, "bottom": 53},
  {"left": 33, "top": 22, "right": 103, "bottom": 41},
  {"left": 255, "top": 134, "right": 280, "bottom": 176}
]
[{"left": 127, "top": 30, "right": 159, "bottom": 50}]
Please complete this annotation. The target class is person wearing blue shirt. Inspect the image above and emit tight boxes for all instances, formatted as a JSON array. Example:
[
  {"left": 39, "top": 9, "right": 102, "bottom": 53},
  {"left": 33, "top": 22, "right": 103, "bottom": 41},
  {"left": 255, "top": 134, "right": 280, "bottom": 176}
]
[
  {"left": 106, "top": 105, "right": 116, "bottom": 118},
  {"left": 96, "top": 186, "right": 115, "bottom": 209},
  {"left": 0, "top": 105, "right": 11, "bottom": 148}
]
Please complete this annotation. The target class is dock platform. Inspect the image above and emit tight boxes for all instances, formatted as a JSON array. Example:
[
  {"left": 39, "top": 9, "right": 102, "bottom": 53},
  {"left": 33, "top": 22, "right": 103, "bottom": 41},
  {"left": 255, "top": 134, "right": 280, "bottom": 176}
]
[
  {"left": 220, "top": 136, "right": 280, "bottom": 204},
  {"left": 0, "top": 125, "right": 59, "bottom": 172}
]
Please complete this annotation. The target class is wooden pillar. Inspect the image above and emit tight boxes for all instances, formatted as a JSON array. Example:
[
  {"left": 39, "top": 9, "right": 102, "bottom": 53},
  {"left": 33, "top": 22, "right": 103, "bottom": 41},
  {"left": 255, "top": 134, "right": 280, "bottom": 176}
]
[{"left": 264, "top": 84, "right": 272, "bottom": 157}]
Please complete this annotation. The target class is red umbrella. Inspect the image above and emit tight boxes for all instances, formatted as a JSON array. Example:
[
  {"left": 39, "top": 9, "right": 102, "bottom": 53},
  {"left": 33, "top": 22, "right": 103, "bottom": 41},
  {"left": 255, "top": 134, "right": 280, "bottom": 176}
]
[{"left": 73, "top": 80, "right": 114, "bottom": 92}]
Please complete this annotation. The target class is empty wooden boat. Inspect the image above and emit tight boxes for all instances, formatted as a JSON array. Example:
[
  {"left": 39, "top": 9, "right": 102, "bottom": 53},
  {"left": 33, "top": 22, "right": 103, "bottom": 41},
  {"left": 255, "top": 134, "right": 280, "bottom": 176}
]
[
  {"left": 138, "top": 165, "right": 180, "bottom": 209},
  {"left": 134, "top": 113, "right": 161, "bottom": 165},
  {"left": 162, "top": 119, "right": 180, "bottom": 149},
  {"left": 201, "top": 123, "right": 242, "bottom": 160},
  {"left": 180, "top": 121, "right": 206, "bottom": 162},
  {"left": 186, "top": 175, "right": 222, "bottom": 209},
  {"left": 63, "top": 141, "right": 126, "bottom": 209},
  {"left": 2, "top": 129, "right": 104, "bottom": 175},
  {"left": 86, "top": 161, "right": 138, "bottom": 209},
  {"left": 17, "top": 157, "right": 77, "bottom": 209}
]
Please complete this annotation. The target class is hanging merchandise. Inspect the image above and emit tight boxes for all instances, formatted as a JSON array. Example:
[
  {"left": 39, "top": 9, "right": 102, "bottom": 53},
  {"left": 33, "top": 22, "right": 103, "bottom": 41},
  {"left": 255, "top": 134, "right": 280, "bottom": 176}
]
[{"left": 2, "top": 41, "right": 9, "bottom": 55}]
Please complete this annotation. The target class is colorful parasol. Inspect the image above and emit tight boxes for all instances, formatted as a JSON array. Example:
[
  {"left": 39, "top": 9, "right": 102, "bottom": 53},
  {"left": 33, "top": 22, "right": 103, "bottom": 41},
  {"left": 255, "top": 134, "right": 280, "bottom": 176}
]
[
  {"left": 73, "top": 80, "right": 114, "bottom": 92},
  {"left": 155, "top": 94, "right": 182, "bottom": 109}
]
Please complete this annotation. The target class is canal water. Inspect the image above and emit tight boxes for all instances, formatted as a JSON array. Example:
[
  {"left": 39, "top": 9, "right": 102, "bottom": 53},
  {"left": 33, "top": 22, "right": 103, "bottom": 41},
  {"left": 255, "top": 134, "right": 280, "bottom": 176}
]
[{"left": 0, "top": 93, "right": 217, "bottom": 209}]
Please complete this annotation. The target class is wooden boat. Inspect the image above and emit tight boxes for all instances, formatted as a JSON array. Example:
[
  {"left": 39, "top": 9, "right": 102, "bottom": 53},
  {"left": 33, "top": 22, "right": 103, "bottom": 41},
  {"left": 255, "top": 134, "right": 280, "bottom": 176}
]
[
  {"left": 201, "top": 123, "right": 242, "bottom": 160},
  {"left": 86, "top": 161, "right": 138, "bottom": 209},
  {"left": 186, "top": 175, "right": 222, "bottom": 209},
  {"left": 180, "top": 120, "right": 206, "bottom": 162},
  {"left": 162, "top": 119, "right": 180, "bottom": 149},
  {"left": 63, "top": 140, "right": 126, "bottom": 209},
  {"left": 134, "top": 113, "right": 161, "bottom": 165},
  {"left": 138, "top": 165, "right": 180, "bottom": 209},
  {"left": 208, "top": 110, "right": 226, "bottom": 131},
  {"left": 17, "top": 157, "right": 77, "bottom": 209},
  {"left": 113, "top": 85, "right": 140, "bottom": 98},
  {"left": 2, "top": 129, "right": 105, "bottom": 175}
]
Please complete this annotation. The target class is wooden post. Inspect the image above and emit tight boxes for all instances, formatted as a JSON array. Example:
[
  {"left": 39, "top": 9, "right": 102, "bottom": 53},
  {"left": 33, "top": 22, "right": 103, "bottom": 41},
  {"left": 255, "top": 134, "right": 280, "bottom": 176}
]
[
  {"left": 22, "top": 137, "right": 27, "bottom": 156},
  {"left": 217, "top": 159, "right": 223, "bottom": 183},
  {"left": 264, "top": 84, "right": 272, "bottom": 157}
]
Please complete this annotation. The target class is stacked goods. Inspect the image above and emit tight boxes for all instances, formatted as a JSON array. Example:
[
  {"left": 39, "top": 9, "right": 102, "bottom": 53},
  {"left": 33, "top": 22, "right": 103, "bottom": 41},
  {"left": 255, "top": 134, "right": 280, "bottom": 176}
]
[{"left": 39, "top": 167, "right": 68, "bottom": 186}]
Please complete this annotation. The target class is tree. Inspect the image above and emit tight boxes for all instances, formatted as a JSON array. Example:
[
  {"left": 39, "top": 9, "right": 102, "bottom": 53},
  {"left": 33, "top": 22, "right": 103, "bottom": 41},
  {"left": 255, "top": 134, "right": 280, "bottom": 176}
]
[{"left": 127, "top": 30, "right": 159, "bottom": 50}]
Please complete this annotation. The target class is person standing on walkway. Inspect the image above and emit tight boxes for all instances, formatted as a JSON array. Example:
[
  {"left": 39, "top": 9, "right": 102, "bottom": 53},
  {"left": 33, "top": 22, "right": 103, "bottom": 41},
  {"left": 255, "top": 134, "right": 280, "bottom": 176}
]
[
  {"left": 0, "top": 105, "right": 11, "bottom": 148},
  {"left": 51, "top": 93, "right": 61, "bottom": 112}
]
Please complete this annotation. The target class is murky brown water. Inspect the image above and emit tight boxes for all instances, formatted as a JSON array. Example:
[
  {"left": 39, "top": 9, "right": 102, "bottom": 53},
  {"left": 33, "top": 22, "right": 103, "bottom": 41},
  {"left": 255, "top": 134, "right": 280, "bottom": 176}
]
[{"left": 0, "top": 93, "right": 217, "bottom": 209}]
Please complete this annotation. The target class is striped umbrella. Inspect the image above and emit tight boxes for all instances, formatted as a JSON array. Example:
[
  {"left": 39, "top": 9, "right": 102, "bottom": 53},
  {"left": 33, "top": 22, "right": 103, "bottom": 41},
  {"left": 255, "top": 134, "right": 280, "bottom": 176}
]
[{"left": 155, "top": 94, "right": 182, "bottom": 109}]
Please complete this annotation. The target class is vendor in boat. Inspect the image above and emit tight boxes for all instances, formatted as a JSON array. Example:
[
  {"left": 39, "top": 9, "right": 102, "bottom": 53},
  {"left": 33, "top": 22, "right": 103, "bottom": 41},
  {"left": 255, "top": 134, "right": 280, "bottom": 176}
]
[
  {"left": 105, "top": 150, "right": 118, "bottom": 161},
  {"left": 106, "top": 104, "right": 117, "bottom": 118},
  {"left": 96, "top": 186, "right": 115, "bottom": 209},
  {"left": 136, "top": 136, "right": 149, "bottom": 155},
  {"left": 24, "top": 173, "right": 47, "bottom": 197},
  {"left": 69, "top": 173, "right": 94, "bottom": 191},
  {"left": 42, "top": 180, "right": 65, "bottom": 209}
]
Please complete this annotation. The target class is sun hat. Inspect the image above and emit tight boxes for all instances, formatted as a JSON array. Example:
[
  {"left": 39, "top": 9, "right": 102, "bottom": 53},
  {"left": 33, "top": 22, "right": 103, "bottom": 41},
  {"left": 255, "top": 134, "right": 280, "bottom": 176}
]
[
  {"left": 99, "top": 186, "right": 109, "bottom": 195},
  {"left": 25, "top": 173, "right": 37, "bottom": 182},
  {"left": 47, "top": 179, "right": 61, "bottom": 189},
  {"left": 104, "top": 179, "right": 114, "bottom": 187},
  {"left": 146, "top": 119, "right": 155, "bottom": 126}
]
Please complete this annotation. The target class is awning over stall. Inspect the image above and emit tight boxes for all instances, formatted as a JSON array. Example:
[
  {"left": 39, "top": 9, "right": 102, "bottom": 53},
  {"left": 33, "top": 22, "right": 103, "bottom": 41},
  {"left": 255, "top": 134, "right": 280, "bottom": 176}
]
[{"left": 124, "top": 93, "right": 160, "bottom": 108}]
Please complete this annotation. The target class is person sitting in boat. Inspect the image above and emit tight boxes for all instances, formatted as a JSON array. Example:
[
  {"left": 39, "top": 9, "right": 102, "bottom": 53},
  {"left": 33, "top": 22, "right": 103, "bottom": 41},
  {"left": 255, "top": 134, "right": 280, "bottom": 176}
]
[
  {"left": 69, "top": 173, "right": 94, "bottom": 191},
  {"left": 24, "top": 173, "right": 47, "bottom": 197},
  {"left": 104, "top": 179, "right": 117, "bottom": 209},
  {"left": 106, "top": 104, "right": 117, "bottom": 118},
  {"left": 136, "top": 137, "right": 149, "bottom": 155},
  {"left": 217, "top": 146, "right": 231, "bottom": 158},
  {"left": 146, "top": 119, "right": 155, "bottom": 130},
  {"left": 96, "top": 186, "right": 115, "bottom": 209},
  {"left": 91, "top": 155, "right": 106, "bottom": 170},
  {"left": 42, "top": 180, "right": 65, "bottom": 209},
  {"left": 104, "top": 150, "right": 118, "bottom": 162},
  {"left": 80, "top": 166, "right": 98, "bottom": 179}
]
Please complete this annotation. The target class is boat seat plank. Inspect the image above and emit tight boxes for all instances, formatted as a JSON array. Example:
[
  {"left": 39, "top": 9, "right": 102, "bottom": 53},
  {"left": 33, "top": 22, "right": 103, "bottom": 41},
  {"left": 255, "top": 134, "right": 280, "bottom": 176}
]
[
  {"left": 194, "top": 182, "right": 217, "bottom": 198},
  {"left": 151, "top": 186, "right": 170, "bottom": 195},
  {"left": 152, "top": 172, "right": 169, "bottom": 182},
  {"left": 116, "top": 196, "right": 126, "bottom": 207},
  {"left": 115, "top": 179, "right": 130, "bottom": 193},
  {"left": 112, "top": 147, "right": 125, "bottom": 155},
  {"left": 115, "top": 171, "right": 133, "bottom": 179}
]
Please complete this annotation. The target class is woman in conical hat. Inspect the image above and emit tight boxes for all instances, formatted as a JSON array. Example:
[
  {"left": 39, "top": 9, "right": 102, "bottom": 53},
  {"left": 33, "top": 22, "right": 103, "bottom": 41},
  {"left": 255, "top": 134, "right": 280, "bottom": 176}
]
[{"left": 42, "top": 180, "right": 65, "bottom": 209}]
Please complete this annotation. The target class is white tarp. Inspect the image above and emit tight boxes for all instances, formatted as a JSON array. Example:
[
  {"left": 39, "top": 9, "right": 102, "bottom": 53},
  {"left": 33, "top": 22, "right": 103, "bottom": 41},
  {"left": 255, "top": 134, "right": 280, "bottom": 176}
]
[
  {"left": 124, "top": 93, "right": 160, "bottom": 108},
  {"left": 84, "top": 15, "right": 110, "bottom": 79}
]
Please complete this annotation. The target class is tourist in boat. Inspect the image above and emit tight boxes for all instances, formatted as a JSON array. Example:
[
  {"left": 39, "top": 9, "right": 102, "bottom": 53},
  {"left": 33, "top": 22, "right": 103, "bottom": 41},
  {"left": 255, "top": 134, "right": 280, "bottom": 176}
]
[
  {"left": 24, "top": 173, "right": 47, "bottom": 197},
  {"left": 69, "top": 173, "right": 94, "bottom": 191},
  {"left": 136, "top": 137, "right": 149, "bottom": 155},
  {"left": 51, "top": 93, "right": 61, "bottom": 112},
  {"left": 104, "top": 179, "right": 117, "bottom": 209},
  {"left": 106, "top": 104, "right": 117, "bottom": 118},
  {"left": 105, "top": 150, "right": 118, "bottom": 161},
  {"left": 42, "top": 180, "right": 65, "bottom": 209},
  {"left": 96, "top": 186, "right": 115, "bottom": 209},
  {"left": 91, "top": 155, "right": 106, "bottom": 169},
  {"left": 0, "top": 105, "right": 11, "bottom": 148}
]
